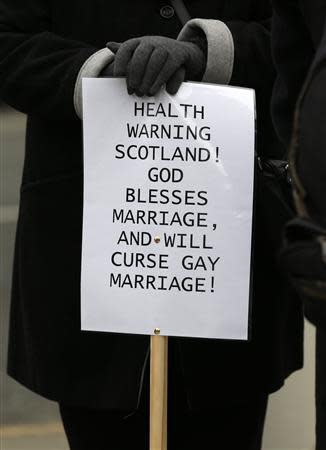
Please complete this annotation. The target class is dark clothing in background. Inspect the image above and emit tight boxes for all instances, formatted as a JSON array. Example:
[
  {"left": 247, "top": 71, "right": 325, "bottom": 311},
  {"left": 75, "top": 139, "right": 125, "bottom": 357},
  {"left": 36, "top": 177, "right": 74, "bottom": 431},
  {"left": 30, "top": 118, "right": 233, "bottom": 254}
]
[
  {"left": 272, "top": 2, "right": 326, "bottom": 448},
  {"left": 60, "top": 342, "right": 268, "bottom": 450},
  {"left": 316, "top": 328, "right": 326, "bottom": 450},
  {"left": 271, "top": 1, "right": 314, "bottom": 147},
  {"left": 1, "top": 0, "right": 303, "bottom": 411},
  {"left": 299, "top": 0, "right": 326, "bottom": 47},
  {"left": 272, "top": 1, "right": 326, "bottom": 223},
  {"left": 272, "top": 0, "right": 326, "bottom": 323},
  {"left": 271, "top": 0, "right": 326, "bottom": 149},
  {"left": 293, "top": 16, "right": 326, "bottom": 228}
]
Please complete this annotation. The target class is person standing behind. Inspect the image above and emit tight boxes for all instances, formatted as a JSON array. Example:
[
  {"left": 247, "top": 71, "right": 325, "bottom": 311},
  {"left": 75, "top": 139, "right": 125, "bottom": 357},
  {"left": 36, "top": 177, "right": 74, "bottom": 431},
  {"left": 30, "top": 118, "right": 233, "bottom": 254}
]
[
  {"left": 272, "top": 1, "right": 326, "bottom": 448},
  {"left": 0, "top": 1, "right": 302, "bottom": 449}
]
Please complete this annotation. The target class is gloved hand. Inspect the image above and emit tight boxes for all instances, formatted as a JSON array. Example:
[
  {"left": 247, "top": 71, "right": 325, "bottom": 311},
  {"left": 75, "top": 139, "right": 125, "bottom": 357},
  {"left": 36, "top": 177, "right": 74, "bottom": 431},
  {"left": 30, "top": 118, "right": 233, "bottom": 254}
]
[{"left": 106, "top": 36, "right": 206, "bottom": 96}]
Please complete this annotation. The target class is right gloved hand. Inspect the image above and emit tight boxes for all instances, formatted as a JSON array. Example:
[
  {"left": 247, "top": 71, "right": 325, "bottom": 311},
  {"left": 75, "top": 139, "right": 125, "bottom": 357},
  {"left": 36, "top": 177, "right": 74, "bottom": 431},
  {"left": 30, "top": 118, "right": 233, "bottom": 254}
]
[{"left": 106, "top": 36, "right": 206, "bottom": 96}]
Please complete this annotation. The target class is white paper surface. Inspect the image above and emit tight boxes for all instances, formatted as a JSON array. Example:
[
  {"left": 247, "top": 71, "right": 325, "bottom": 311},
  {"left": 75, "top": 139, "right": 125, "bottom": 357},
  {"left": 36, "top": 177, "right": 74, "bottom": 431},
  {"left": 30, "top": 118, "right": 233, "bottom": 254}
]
[{"left": 81, "top": 79, "right": 255, "bottom": 340}]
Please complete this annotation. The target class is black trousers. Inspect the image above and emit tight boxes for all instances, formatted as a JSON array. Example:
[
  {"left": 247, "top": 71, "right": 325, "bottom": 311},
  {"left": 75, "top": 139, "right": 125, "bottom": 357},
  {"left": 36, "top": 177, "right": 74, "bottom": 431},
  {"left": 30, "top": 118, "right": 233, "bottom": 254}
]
[{"left": 60, "top": 343, "right": 268, "bottom": 450}]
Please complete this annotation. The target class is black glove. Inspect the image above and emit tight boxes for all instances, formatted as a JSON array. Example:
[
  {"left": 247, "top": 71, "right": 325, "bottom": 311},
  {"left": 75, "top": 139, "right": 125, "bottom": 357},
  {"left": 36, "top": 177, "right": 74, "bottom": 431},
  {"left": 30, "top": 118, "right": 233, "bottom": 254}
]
[{"left": 106, "top": 36, "right": 206, "bottom": 96}]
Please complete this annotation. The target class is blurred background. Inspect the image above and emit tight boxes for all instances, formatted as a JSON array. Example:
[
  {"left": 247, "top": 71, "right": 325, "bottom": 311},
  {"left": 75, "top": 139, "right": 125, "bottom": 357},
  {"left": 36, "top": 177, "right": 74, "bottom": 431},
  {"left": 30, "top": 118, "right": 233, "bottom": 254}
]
[{"left": 0, "top": 105, "right": 317, "bottom": 450}]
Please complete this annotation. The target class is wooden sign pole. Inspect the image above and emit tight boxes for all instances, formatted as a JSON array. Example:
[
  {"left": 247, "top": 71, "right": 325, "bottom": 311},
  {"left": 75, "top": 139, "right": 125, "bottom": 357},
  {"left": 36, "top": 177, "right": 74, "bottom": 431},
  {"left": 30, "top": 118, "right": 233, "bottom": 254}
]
[{"left": 150, "top": 332, "right": 168, "bottom": 450}]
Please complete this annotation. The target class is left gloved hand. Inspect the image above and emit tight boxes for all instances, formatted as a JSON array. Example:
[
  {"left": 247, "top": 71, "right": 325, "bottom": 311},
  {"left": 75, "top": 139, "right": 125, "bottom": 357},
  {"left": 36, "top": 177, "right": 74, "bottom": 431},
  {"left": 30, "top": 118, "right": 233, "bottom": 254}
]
[{"left": 106, "top": 36, "right": 206, "bottom": 96}]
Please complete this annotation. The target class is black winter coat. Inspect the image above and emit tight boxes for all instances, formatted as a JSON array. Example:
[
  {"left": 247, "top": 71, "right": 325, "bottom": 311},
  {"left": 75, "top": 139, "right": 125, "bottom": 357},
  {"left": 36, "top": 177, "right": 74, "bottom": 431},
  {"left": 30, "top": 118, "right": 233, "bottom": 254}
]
[
  {"left": 1, "top": 0, "right": 303, "bottom": 411},
  {"left": 272, "top": 4, "right": 326, "bottom": 447},
  {"left": 272, "top": 0, "right": 326, "bottom": 147}
]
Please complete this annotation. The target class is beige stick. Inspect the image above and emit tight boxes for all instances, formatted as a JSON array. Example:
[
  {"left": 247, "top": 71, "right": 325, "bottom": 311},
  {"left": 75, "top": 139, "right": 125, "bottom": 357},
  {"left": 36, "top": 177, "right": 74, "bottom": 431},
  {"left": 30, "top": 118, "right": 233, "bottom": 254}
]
[{"left": 150, "top": 334, "right": 168, "bottom": 450}]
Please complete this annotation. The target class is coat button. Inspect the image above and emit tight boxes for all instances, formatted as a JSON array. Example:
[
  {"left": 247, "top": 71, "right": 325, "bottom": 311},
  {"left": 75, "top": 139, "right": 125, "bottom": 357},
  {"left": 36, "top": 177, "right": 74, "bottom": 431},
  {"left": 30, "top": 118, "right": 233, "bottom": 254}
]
[{"left": 160, "top": 5, "right": 175, "bottom": 19}]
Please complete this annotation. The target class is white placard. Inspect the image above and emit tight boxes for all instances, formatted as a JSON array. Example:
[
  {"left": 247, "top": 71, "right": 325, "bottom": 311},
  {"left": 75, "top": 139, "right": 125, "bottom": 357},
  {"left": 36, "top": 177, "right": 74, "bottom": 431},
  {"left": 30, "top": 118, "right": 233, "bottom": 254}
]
[{"left": 81, "top": 79, "right": 255, "bottom": 340}]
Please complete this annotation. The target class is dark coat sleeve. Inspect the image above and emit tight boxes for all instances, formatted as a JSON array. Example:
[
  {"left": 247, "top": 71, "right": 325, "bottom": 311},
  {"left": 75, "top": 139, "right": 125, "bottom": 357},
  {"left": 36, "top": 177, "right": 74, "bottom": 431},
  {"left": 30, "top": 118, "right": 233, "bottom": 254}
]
[
  {"left": 0, "top": 0, "right": 97, "bottom": 119},
  {"left": 277, "top": 11, "right": 326, "bottom": 330},
  {"left": 226, "top": 1, "right": 282, "bottom": 157}
]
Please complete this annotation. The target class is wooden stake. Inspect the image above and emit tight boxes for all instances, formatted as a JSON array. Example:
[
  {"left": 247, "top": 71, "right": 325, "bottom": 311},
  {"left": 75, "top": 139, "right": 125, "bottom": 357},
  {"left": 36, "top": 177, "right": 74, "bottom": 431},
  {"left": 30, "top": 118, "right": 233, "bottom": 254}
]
[{"left": 150, "top": 333, "right": 168, "bottom": 450}]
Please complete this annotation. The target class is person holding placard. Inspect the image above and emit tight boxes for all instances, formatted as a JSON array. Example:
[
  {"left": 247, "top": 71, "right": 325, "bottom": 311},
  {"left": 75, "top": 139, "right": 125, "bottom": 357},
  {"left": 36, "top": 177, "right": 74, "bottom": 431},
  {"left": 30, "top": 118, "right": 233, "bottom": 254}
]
[{"left": 0, "top": 0, "right": 303, "bottom": 449}]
